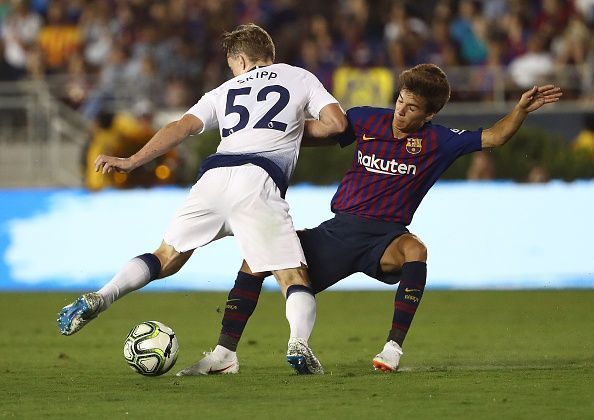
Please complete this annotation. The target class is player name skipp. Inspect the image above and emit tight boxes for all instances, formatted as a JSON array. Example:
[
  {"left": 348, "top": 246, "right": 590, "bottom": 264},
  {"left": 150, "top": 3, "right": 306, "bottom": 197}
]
[{"left": 237, "top": 70, "right": 278, "bottom": 83}]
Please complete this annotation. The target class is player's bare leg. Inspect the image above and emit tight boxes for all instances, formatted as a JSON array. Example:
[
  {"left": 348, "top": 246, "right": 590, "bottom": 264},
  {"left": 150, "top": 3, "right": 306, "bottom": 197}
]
[
  {"left": 58, "top": 241, "right": 192, "bottom": 335},
  {"left": 373, "top": 234, "right": 427, "bottom": 372}
]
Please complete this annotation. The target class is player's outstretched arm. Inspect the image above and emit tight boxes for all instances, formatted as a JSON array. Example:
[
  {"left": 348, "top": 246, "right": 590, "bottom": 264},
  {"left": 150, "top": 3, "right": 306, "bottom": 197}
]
[
  {"left": 95, "top": 114, "right": 203, "bottom": 174},
  {"left": 301, "top": 103, "right": 347, "bottom": 147},
  {"left": 481, "top": 85, "right": 562, "bottom": 148}
]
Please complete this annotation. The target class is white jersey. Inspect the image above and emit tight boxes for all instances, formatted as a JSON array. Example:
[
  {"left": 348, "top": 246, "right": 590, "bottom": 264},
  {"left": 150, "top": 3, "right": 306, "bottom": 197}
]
[{"left": 185, "top": 63, "right": 338, "bottom": 182}]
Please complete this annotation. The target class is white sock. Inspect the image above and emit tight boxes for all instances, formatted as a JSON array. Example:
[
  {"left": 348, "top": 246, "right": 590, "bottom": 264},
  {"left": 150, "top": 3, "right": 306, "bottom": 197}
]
[
  {"left": 97, "top": 257, "right": 154, "bottom": 309},
  {"left": 285, "top": 290, "right": 316, "bottom": 342},
  {"left": 212, "top": 345, "right": 235, "bottom": 359}
]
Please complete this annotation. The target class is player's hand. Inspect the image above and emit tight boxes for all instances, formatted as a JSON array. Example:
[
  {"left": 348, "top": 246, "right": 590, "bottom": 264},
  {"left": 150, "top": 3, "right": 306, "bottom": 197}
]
[
  {"left": 518, "top": 85, "right": 562, "bottom": 113},
  {"left": 94, "top": 154, "right": 135, "bottom": 174}
]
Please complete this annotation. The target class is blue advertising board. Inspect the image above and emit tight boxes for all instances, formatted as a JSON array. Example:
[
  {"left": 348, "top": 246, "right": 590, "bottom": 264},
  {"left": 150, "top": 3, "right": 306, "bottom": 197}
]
[{"left": 1, "top": 181, "right": 593, "bottom": 291}]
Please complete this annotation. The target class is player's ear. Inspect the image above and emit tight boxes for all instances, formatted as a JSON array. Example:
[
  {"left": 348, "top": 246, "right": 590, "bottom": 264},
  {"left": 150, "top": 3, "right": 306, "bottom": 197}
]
[{"left": 239, "top": 53, "right": 249, "bottom": 72}]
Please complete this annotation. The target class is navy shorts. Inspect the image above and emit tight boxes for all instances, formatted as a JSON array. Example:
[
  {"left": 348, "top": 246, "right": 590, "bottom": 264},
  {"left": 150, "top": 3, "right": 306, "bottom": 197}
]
[{"left": 297, "top": 213, "right": 409, "bottom": 293}]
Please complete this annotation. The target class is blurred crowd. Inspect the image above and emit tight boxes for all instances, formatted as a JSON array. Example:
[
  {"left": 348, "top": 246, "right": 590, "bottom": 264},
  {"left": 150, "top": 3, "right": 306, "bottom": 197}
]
[
  {"left": 1, "top": 0, "right": 593, "bottom": 116},
  {"left": 1, "top": 0, "right": 593, "bottom": 189}
]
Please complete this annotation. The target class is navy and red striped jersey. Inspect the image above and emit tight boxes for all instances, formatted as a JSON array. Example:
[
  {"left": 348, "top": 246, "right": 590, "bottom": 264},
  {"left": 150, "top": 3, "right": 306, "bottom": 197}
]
[{"left": 331, "top": 106, "right": 482, "bottom": 225}]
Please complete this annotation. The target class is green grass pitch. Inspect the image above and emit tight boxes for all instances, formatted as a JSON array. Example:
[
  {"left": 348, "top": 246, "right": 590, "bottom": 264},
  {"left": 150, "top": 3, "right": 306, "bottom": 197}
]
[{"left": 1, "top": 290, "right": 592, "bottom": 419}]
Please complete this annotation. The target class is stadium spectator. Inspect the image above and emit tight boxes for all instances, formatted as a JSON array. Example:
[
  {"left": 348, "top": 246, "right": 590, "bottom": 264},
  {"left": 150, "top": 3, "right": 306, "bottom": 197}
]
[
  {"left": 156, "top": 36, "right": 202, "bottom": 89},
  {"left": 0, "top": 0, "right": 592, "bottom": 104},
  {"left": 467, "top": 150, "right": 496, "bottom": 180},
  {"left": 384, "top": 1, "right": 429, "bottom": 68},
  {"left": 108, "top": 100, "right": 183, "bottom": 188},
  {"left": 84, "top": 110, "right": 118, "bottom": 191},
  {"left": 508, "top": 33, "right": 555, "bottom": 90},
  {"left": 25, "top": 43, "right": 44, "bottom": 79},
  {"left": 449, "top": 0, "right": 488, "bottom": 65},
  {"left": 79, "top": 2, "right": 113, "bottom": 69},
  {"left": 533, "top": 0, "right": 574, "bottom": 41},
  {"left": 527, "top": 164, "right": 550, "bottom": 183},
  {"left": 481, "top": 0, "right": 508, "bottom": 21},
  {"left": 294, "top": 37, "right": 335, "bottom": 89},
  {"left": 0, "top": 0, "right": 11, "bottom": 22},
  {"left": 236, "top": 0, "right": 273, "bottom": 27},
  {"left": 333, "top": 0, "right": 387, "bottom": 68},
  {"left": 84, "top": 100, "right": 184, "bottom": 190},
  {"left": 127, "top": 55, "right": 165, "bottom": 107},
  {"left": 501, "top": 11, "right": 530, "bottom": 62},
  {"left": 80, "top": 43, "right": 135, "bottom": 120},
  {"left": 470, "top": 29, "right": 507, "bottom": 101},
  {"left": 574, "top": 0, "right": 594, "bottom": 24},
  {"left": 110, "top": 100, "right": 157, "bottom": 161},
  {"left": 303, "top": 14, "right": 341, "bottom": 87},
  {"left": 37, "top": 1, "right": 81, "bottom": 73},
  {"left": 572, "top": 113, "right": 594, "bottom": 156},
  {"left": 0, "top": 44, "right": 11, "bottom": 80},
  {"left": 419, "top": 16, "right": 454, "bottom": 67},
  {"left": 163, "top": 78, "right": 194, "bottom": 109},
  {"left": 553, "top": 15, "right": 590, "bottom": 66},
  {"left": 62, "top": 52, "right": 91, "bottom": 109},
  {"left": 0, "top": 0, "right": 42, "bottom": 79}
]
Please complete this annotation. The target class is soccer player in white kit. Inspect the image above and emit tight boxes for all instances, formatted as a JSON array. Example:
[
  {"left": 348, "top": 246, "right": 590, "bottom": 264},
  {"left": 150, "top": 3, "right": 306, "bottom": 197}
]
[{"left": 57, "top": 24, "right": 347, "bottom": 375}]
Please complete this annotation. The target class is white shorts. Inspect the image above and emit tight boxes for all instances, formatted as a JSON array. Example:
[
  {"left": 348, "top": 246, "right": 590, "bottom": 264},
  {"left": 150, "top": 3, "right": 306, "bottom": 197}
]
[{"left": 163, "top": 165, "right": 306, "bottom": 273}]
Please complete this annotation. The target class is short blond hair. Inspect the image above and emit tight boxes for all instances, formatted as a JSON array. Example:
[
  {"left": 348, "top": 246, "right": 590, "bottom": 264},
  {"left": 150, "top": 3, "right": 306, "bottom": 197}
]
[{"left": 222, "top": 23, "right": 275, "bottom": 63}]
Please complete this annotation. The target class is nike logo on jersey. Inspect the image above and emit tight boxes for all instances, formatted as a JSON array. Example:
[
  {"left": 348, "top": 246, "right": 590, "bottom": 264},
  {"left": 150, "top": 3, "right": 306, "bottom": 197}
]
[
  {"left": 362, "top": 134, "right": 375, "bottom": 141},
  {"left": 357, "top": 151, "right": 417, "bottom": 176},
  {"left": 404, "top": 288, "right": 422, "bottom": 293}
]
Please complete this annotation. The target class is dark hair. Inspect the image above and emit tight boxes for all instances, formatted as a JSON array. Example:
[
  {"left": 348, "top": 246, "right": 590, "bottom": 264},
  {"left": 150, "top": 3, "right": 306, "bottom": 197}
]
[
  {"left": 97, "top": 110, "right": 115, "bottom": 129},
  {"left": 583, "top": 113, "right": 594, "bottom": 131},
  {"left": 398, "top": 64, "right": 451, "bottom": 114},
  {"left": 222, "top": 23, "right": 275, "bottom": 63}
]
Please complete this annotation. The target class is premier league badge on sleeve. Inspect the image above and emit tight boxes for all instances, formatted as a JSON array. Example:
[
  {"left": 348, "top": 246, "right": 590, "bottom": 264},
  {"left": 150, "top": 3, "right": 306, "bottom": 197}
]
[{"left": 406, "top": 138, "right": 422, "bottom": 155}]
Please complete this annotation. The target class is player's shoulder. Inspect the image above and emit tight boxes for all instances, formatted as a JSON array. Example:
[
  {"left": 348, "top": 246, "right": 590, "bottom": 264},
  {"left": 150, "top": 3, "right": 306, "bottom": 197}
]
[
  {"left": 425, "top": 122, "right": 451, "bottom": 135},
  {"left": 423, "top": 122, "right": 458, "bottom": 137},
  {"left": 424, "top": 123, "right": 483, "bottom": 150},
  {"left": 346, "top": 106, "right": 393, "bottom": 122},
  {"left": 273, "top": 63, "right": 320, "bottom": 82},
  {"left": 203, "top": 80, "right": 229, "bottom": 98},
  {"left": 427, "top": 122, "right": 479, "bottom": 137},
  {"left": 271, "top": 63, "right": 309, "bottom": 74}
]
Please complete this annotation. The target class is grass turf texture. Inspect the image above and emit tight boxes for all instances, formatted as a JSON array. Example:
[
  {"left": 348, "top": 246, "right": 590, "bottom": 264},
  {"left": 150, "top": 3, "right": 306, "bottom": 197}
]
[{"left": 1, "top": 291, "right": 592, "bottom": 419}]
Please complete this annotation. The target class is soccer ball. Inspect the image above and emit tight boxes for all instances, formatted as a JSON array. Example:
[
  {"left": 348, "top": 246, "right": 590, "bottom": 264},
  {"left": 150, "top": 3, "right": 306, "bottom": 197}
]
[{"left": 123, "top": 321, "right": 179, "bottom": 376}]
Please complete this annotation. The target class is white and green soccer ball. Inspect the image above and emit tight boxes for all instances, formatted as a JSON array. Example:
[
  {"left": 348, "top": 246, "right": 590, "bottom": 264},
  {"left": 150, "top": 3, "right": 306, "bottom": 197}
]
[{"left": 123, "top": 321, "right": 179, "bottom": 376}]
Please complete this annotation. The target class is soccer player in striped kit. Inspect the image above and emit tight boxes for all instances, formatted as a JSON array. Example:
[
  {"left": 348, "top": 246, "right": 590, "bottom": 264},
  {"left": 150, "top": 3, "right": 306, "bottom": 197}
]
[
  {"left": 190, "top": 64, "right": 562, "bottom": 374},
  {"left": 57, "top": 24, "right": 346, "bottom": 375}
]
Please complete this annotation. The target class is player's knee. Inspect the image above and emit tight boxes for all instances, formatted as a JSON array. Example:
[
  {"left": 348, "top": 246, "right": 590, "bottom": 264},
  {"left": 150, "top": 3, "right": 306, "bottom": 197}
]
[
  {"left": 273, "top": 267, "right": 311, "bottom": 295},
  {"left": 152, "top": 243, "right": 185, "bottom": 278},
  {"left": 157, "top": 260, "right": 178, "bottom": 278},
  {"left": 402, "top": 236, "right": 427, "bottom": 262},
  {"left": 240, "top": 260, "right": 269, "bottom": 278}
]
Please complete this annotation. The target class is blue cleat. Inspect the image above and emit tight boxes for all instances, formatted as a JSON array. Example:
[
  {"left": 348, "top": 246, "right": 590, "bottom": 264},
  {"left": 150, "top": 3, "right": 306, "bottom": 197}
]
[
  {"left": 57, "top": 292, "right": 104, "bottom": 336},
  {"left": 286, "top": 338, "right": 324, "bottom": 375}
]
